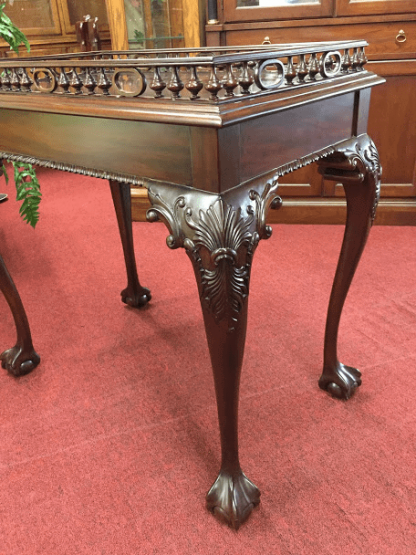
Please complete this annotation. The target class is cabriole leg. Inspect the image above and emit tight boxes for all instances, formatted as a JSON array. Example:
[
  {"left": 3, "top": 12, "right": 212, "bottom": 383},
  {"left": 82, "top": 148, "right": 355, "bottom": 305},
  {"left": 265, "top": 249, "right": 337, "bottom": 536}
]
[
  {"left": 317, "top": 134, "right": 381, "bottom": 400},
  {"left": 109, "top": 180, "right": 151, "bottom": 307},
  {"left": 146, "top": 179, "right": 282, "bottom": 529},
  {"left": 0, "top": 253, "right": 40, "bottom": 376}
]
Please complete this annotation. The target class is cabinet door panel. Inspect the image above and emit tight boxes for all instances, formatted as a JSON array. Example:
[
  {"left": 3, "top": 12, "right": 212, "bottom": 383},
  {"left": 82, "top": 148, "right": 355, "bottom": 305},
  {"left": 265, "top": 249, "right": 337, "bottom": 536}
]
[
  {"left": 2, "top": 0, "right": 61, "bottom": 36},
  {"left": 322, "top": 63, "right": 415, "bottom": 202},
  {"left": 225, "top": 21, "right": 416, "bottom": 60},
  {"left": 367, "top": 70, "right": 416, "bottom": 196},
  {"left": 323, "top": 64, "right": 416, "bottom": 199},
  {"left": 224, "top": 0, "right": 334, "bottom": 23},
  {"left": 337, "top": 0, "right": 416, "bottom": 16},
  {"left": 123, "top": 0, "right": 185, "bottom": 50},
  {"left": 60, "top": 0, "right": 109, "bottom": 34}
]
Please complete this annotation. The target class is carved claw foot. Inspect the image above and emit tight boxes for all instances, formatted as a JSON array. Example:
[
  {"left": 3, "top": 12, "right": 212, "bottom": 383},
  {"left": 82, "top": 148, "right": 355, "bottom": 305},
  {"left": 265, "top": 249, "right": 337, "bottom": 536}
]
[
  {"left": 206, "top": 471, "right": 261, "bottom": 530},
  {"left": 319, "top": 362, "right": 362, "bottom": 400},
  {"left": 1, "top": 345, "right": 40, "bottom": 377},
  {"left": 120, "top": 286, "right": 151, "bottom": 308}
]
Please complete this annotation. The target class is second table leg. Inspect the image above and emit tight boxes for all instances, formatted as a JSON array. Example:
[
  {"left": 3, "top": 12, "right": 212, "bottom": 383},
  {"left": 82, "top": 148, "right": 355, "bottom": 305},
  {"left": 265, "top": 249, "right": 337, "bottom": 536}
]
[
  {"left": 317, "top": 134, "right": 381, "bottom": 400},
  {"left": 109, "top": 180, "right": 151, "bottom": 308}
]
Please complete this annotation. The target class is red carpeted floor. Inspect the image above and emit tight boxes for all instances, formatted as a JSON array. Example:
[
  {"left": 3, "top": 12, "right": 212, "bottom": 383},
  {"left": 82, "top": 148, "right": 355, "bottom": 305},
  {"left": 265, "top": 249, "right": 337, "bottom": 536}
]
[{"left": 1, "top": 168, "right": 416, "bottom": 554}]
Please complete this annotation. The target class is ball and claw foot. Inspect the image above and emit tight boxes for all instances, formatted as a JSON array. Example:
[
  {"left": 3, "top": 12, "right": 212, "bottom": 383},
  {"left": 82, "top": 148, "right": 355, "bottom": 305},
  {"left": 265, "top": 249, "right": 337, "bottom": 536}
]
[
  {"left": 319, "top": 362, "right": 362, "bottom": 400},
  {"left": 1, "top": 345, "right": 40, "bottom": 377},
  {"left": 206, "top": 470, "right": 261, "bottom": 530},
  {"left": 120, "top": 286, "right": 151, "bottom": 308}
]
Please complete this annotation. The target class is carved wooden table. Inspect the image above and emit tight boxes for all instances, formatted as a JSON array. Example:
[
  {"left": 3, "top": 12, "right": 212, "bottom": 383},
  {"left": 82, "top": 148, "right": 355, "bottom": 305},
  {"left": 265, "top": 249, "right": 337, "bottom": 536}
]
[{"left": 0, "top": 43, "right": 384, "bottom": 529}]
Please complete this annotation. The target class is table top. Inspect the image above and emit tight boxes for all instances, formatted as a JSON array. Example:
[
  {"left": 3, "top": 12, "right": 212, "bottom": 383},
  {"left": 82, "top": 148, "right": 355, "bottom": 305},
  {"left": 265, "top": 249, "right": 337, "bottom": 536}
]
[
  {"left": 0, "top": 42, "right": 385, "bottom": 193},
  {"left": 0, "top": 42, "right": 384, "bottom": 127}
]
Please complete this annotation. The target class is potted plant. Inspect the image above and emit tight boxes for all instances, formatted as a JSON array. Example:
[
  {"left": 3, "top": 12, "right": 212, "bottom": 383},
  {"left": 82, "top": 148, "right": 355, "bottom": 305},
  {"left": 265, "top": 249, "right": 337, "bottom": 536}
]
[{"left": 0, "top": 2, "right": 41, "bottom": 227}]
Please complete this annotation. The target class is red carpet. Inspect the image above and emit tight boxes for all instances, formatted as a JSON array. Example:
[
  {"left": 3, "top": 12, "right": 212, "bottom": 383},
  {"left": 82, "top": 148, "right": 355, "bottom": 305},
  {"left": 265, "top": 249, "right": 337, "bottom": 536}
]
[{"left": 1, "top": 168, "right": 416, "bottom": 554}]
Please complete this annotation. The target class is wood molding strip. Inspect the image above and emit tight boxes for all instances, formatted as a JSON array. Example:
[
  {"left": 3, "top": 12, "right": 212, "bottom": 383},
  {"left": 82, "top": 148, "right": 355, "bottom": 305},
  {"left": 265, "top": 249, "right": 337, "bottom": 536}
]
[{"left": 131, "top": 189, "right": 416, "bottom": 225}]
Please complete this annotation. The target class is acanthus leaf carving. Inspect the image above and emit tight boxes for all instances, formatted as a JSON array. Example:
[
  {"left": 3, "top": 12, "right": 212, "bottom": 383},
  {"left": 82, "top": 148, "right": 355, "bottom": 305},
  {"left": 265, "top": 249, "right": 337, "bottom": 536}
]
[
  {"left": 185, "top": 199, "right": 254, "bottom": 326},
  {"left": 146, "top": 182, "right": 282, "bottom": 328}
]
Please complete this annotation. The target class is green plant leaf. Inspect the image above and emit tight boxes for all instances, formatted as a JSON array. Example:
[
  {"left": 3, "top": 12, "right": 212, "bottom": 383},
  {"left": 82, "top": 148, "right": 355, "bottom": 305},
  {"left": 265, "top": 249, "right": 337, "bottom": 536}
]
[
  {"left": 134, "top": 30, "right": 145, "bottom": 44},
  {"left": 0, "top": 162, "right": 8, "bottom": 184},
  {"left": 9, "top": 161, "right": 42, "bottom": 228},
  {"left": 0, "top": 3, "right": 30, "bottom": 53},
  {"left": 0, "top": 6, "right": 38, "bottom": 225}
]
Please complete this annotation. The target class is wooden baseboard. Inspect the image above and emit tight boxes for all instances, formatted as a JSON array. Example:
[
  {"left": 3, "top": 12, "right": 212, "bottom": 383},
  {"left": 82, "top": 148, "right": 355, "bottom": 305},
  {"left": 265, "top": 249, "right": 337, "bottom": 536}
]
[{"left": 131, "top": 188, "right": 416, "bottom": 226}]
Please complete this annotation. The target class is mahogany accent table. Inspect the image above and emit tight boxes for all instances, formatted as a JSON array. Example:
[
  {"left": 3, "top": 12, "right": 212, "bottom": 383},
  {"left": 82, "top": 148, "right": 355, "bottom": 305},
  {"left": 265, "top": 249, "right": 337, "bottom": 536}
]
[{"left": 0, "top": 43, "right": 384, "bottom": 529}]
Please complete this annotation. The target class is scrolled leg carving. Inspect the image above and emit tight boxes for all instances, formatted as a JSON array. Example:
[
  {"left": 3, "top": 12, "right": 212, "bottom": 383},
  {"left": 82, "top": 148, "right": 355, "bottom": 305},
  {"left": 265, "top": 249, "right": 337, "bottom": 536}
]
[
  {"left": 0, "top": 254, "right": 40, "bottom": 376},
  {"left": 109, "top": 180, "right": 151, "bottom": 308},
  {"left": 146, "top": 178, "right": 282, "bottom": 529},
  {"left": 317, "top": 134, "right": 381, "bottom": 400}
]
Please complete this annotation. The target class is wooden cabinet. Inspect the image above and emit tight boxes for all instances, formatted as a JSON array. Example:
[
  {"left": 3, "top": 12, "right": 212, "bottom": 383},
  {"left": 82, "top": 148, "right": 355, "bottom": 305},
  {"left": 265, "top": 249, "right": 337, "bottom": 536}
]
[
  {"left": 337, "top": 0, "right": 416, "bottom": 17},
  {"left": 0, "top": 0, "right": 201, "bottom": 57},
  {"left": 0, "top": 0, "right": 111, "bottom": 57},
  {"left": 225, "top": 0, "right": 333, "bottom": 22},
  {"left": 104, "top": 0, "right": 203, "bottom": 51},
  {"left": 206, "top": 1, "right": 416, "bottom": 224}
]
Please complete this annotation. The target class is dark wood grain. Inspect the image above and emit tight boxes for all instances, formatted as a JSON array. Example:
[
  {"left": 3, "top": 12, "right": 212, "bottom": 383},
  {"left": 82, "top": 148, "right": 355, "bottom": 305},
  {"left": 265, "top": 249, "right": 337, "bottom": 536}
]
[
  {"left": 218, "top": 124, "right": 241, "bottom": 191},
  {"left": 0, "top": 109, "right": 192, "bottom": 186},
  {"left": 223, "top": 22, "right": 416, "bottom": 60},
  {"left": 337, "top": 0, "right": 416, "bottom": 17},
  {"left": 190, "top": 127, "right": 221, "bottom": 193},
  {"left": 353, "top": 88, "right": 371, "bottom": 136},
  {"left": 223, "top": 0, "right": 334, "bottom": 23},
  {"left": 239, "top": 93, "right": 354, "bottom": 182}
]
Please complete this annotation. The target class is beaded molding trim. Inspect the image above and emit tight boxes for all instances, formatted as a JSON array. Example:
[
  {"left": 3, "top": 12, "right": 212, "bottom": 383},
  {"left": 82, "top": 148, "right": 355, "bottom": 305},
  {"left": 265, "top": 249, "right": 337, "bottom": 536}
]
[{"left": 0, "top": 152, "right": 145, "bottom": 187}]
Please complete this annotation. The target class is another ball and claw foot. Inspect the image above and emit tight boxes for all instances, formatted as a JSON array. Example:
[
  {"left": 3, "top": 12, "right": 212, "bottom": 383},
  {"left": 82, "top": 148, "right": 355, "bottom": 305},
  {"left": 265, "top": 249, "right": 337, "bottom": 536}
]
[
  {"left": 1, "top": 345, "right": 40, "bottom": 377},
  {"left": 206, "top": 470, "right": 261, "bottom": 530},
  {"left": 319, "top": 362, "right": 362, "bottom": 400},
  {"left": 120, "top": 286, "right": 151, "bottom": 308}
]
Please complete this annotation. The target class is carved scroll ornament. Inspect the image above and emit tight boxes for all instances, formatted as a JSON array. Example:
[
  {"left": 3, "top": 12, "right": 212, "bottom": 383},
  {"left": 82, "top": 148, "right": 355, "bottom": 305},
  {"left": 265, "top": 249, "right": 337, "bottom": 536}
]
[
  {"left": 317, "top": 134, "right": 381, "bottom": 222},
  {"left": 348, "top": 136, "right": 381, "bottom": 221}
]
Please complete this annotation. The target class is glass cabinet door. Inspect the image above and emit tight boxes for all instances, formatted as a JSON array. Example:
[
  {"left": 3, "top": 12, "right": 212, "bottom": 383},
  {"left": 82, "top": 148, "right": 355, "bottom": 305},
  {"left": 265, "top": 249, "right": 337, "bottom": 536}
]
[
  {"left": 61, "top": 0, "right": 109, "bottom": 33},
  {"left": 337, "top": 0, "right": 416, "bottom": 16},
  {"left": 124, "top": 0, "right": 185, "bottom": 50},
  {"left": 2, "top": 0, "right": 61, "bottom": 36},
  {"left": 224, "top": 0, "right": 334, "bottom": 23}
]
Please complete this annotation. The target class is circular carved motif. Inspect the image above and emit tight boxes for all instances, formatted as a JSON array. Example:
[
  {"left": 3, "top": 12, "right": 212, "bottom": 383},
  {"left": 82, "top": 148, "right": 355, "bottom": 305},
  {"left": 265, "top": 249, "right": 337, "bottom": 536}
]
[
  {"left": 31, "top": 68, "right": 56, "bottom": 93},
  {"left": 112, "top": 67, "right": 146, "bottom": 97},
  {"left": 255, "top": 59, "right": 285, "bottom": 90},
  {"left": 321, "top": 51, "right": 342, "bottom": 78}
]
